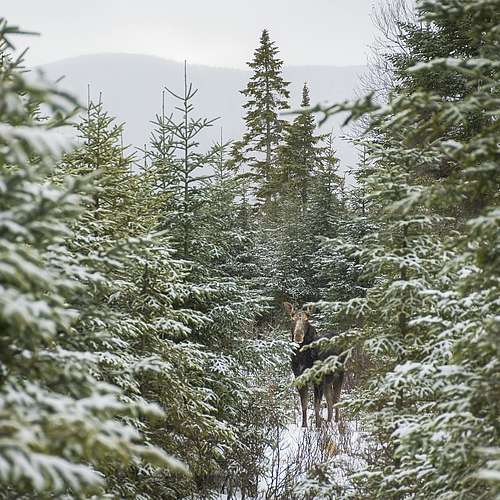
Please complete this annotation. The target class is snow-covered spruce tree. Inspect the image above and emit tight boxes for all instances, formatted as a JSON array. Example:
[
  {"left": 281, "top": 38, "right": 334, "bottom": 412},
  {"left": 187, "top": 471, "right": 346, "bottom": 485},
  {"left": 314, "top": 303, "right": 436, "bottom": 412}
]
[
  {"left": 233, "top": 29, "right": 290, "bottom": 202},
  {"left": 308, "top": 133, "right": 344, "bottom": 235},
  {"left": 137, "top": 90, "right": 176, "bottom": 227},
  {"left": 313, "top": 174, "right": 372, "bottom": 341},
  {"left": 58, "top": 93, "right": 243, "bottom": 498},
  {"left": 310, "top": 133, "right": 342, "bottom": 224},
  {"left": 0, "top": 21, "right": 185, "bottom": 498},
  {"left": 143, "top": 101, "right": 259, "bottom": 281},
  {"left": 277, "top": 82, "right": 323, "bottom": 205},
  {"left": 154, "top": 63, "right": 217, "bottom": 261},
  {"left": 254, "top": 198, "right": 320, "bottom": 305},
  {"left": 312, "top": 141, "right": 377, "bottom": 317},
  {"left": 302, "top": 0, "right": 500, "bottom": 497},
  {"left": 253, "top": 130, "right": 343, "bottom": 306},
  {"left": 140, "top": 73, "right": 293, "bottom": 498}
]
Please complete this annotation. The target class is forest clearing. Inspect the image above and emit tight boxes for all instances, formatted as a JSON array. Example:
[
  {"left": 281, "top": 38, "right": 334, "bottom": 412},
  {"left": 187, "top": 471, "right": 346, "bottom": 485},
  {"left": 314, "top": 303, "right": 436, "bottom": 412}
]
[{"left": 0, "top": 0, "right": 499, "bottom": 498}]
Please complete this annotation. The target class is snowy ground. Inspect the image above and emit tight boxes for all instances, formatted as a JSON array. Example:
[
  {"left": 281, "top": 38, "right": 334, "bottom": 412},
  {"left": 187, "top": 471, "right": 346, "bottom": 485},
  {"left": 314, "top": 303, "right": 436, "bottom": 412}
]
[{"left": 218, "top": 410, "right": 367, "bottom": 499}]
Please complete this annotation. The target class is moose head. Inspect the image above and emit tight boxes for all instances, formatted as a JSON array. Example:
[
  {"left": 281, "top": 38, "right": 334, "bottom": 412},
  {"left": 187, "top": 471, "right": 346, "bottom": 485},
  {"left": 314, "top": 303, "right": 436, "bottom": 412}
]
[{"left": 283, "top": 302, "right": 316, "bottom": 344}]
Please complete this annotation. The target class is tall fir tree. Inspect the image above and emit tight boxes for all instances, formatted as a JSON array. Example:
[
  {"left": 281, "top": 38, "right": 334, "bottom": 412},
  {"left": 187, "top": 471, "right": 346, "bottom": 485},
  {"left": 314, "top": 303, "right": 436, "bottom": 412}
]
[
  {"left": 151, "top": 63, "right": 216, "bottom": 260},
  {"left": 140, "top": 68, "right": 293, "bottom": 498},
  {"left": 277, "top": 82, "right": 322, "bottom": 205},
  {"left": 301, "top": 0, "right": 500, "bottom": 498},
  {"left": 233, "top": 29, "right": 290, "bottom": 202},
  {"left": 0, "top": 21, "right": 185, "bottom": 498}
]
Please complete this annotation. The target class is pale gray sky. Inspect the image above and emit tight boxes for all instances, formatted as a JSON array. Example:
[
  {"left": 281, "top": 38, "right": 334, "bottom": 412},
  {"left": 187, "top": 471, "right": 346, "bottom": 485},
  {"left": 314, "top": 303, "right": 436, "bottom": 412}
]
[{"left": 5, "top": 0, "right": 379, "bottom": 68}]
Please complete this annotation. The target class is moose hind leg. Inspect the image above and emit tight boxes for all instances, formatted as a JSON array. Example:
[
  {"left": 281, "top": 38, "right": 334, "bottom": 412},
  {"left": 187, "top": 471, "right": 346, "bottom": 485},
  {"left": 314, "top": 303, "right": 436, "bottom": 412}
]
[
  {"left": 298, "top": 385, "right": 308, "bottom": 428},
  {"left": 314, "top": 383, "right": 324, "bottom": 429},
  {"left": 324, "top": 382, "right": 335, "bottom": 424},
  {"left": 333, "top": 372, "right": 345, "bottom": 422}
]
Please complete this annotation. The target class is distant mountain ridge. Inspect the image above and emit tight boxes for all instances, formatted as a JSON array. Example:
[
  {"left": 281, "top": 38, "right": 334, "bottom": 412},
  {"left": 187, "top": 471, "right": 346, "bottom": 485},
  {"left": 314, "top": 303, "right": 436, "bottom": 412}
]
[{"left": 39, "top": 53, "right": 365, "bottom": 169}]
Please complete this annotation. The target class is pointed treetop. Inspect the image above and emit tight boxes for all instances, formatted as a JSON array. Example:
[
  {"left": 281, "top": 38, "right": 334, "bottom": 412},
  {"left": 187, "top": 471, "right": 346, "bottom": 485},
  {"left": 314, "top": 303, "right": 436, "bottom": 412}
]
[
  {"left": 235, "top": 28, "right": 291, "bottom": 201},
  {"left": 301, "top": 82, "right": 311, "bottom": 108},
  {"left": 247, "top": 28, "right": 287, "bottom": 75}
]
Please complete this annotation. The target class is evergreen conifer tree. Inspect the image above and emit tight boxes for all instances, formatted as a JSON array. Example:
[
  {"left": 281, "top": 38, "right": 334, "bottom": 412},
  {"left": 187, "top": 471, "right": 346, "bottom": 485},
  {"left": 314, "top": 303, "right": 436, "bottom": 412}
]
[
  {"left": 278, "top": 82, "right": 321, "bottom": 204},
  {"left": 199, "top": 133, "right": 245, "bottom": 273},
  {"left": 152, "top": 63, "right": 217, "bottom": 259},
  {"left": 140, "top": 70, "right": 292, "bottom": 498},
  {"left": 0, "top": 21, "right": 184, "bottom": 498},
  {"left": 305, "top": 0, "right": 500, "bottom": 497},
  {"left": 59, "top": 92, "right": 241, "bottom": 498},
  {"left": 233, "top": 29, "right": 290, "bottom": 202},
  {"left": 138, "top": 91, "right": 176, "bottom": 227}
]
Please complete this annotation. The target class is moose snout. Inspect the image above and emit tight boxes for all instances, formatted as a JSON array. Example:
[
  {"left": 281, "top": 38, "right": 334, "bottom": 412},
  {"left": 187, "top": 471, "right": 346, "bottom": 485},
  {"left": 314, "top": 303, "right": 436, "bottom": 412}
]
[{"left": 294, "top": 328, "right": 305, "bottom": 344}]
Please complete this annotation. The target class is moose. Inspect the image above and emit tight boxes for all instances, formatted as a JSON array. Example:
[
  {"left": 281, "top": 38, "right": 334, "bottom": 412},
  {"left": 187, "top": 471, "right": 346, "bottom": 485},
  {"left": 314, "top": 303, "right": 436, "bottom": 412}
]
[{"left": 284, "top": 302, "right": 345, "bottom": 428}]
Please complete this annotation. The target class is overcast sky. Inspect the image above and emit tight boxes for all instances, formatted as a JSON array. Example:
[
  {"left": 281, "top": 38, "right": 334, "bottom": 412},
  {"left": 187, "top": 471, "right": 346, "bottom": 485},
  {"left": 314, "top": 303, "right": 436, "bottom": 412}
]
[{"left": 5, "top": 0, "right": 379, "bottom": 68}]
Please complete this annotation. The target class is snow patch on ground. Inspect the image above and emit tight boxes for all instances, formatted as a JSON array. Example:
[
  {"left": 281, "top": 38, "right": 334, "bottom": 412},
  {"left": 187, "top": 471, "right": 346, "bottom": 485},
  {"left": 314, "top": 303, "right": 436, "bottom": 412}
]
[{"left": 217, "top": 415, "right": 368, "bottom": 499}]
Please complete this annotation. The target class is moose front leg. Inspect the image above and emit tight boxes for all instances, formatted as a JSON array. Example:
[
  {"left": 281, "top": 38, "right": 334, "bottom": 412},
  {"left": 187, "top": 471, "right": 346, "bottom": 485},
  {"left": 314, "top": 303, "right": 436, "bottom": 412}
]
[
  {"left": 314, "top": 383, "right": 324, "bottom": 429},
  {"left": 298, "top": 385, "right": 308, "bottom": 428}
]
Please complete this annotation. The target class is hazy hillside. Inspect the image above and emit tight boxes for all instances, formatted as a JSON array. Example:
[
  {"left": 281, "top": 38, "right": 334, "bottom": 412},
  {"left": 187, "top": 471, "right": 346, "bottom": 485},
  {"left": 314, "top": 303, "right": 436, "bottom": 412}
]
[{"left": 40, "top": 53, "right": 365, "bottom": 169}]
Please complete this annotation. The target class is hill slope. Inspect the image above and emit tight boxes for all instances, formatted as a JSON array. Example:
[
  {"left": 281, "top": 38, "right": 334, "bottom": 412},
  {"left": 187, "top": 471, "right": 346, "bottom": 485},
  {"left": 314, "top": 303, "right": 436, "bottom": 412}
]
[{"left": 40, "top": 53, "right": 365, "bottom": 169}]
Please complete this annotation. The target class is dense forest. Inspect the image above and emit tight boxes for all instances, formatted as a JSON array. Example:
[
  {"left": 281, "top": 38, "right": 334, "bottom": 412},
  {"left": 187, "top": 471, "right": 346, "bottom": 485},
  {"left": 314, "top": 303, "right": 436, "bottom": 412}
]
[{"left": 0, "top": 0, "right": 499, "bottom": 498}]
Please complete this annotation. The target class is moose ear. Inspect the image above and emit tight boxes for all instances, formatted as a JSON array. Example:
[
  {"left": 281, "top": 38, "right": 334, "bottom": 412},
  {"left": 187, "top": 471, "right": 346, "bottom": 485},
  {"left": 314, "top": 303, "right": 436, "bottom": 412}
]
[
  {"left": 305, "top": 304, "right": 316, "bottom": 316},
  {"left": 283, "top": 302, "right": 294, "bottom": 316}
]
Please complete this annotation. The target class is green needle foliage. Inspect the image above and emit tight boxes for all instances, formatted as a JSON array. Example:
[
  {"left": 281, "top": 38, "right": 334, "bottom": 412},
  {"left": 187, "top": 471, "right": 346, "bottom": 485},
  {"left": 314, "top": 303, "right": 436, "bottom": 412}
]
[
  {"left": 138, "top": 66, "right": 293, "bottom": 498},
  {"left": 5, "top": 1, "right": 497, "bottom": 497},
  {"left": 0, "top": 21, "right": 186, "bottom": 499},
  {"left": 233, "top": 29, "right": 291, "bottom": 202},
  {"left": 305, "top": 0, "right": 500, "bottom": 497},
  {"left": 155, "top": 63, "right": 217, "bottom": 261},
  {"left": 277, "top": 83, "right": 323, "bottom": 205}
]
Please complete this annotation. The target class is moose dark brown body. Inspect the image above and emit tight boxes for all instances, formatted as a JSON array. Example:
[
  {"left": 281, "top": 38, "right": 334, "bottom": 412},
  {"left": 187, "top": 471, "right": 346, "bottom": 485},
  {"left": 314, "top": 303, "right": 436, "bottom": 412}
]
[{"left": 284, "top": 303, "right": 344, "bottom": 428}]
